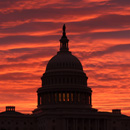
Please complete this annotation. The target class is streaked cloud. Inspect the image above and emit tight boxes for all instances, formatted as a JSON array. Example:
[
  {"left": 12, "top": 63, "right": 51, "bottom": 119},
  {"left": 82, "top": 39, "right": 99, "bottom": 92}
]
[{"left": 0, "top": 0, "right": 129, "bottom": 115}]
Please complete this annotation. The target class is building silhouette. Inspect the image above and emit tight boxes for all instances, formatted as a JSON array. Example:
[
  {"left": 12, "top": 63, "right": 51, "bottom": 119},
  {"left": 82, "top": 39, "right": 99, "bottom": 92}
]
[{"left": 0, "top": 25, "right": 130, "bottom": 130}]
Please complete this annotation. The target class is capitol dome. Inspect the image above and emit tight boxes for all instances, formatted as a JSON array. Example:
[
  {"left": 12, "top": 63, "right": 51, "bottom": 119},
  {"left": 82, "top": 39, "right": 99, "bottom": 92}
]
[
  {"left": 46, "top": 51, "right": 83, "bottom": 71},
  {"left": 35, "top": 24, "right": 92, "bottom": 113}
]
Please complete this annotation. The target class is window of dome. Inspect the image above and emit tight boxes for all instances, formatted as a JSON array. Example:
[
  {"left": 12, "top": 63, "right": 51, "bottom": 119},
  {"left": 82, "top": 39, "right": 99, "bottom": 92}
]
[
  {"left": 63, "top": 93, "right": 65, "bottom": 102},
  {"left": 67, "top": 93, "right": 70, "bottom": 102},
  {"left": 55, "top": 93, "right": 57, "bottom": 102}
]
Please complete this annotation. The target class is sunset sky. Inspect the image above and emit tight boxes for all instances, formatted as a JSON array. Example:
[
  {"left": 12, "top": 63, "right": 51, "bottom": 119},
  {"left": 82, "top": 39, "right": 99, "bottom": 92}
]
[{"left": 0, "top": 0, "right": 130, "bottom": 116}]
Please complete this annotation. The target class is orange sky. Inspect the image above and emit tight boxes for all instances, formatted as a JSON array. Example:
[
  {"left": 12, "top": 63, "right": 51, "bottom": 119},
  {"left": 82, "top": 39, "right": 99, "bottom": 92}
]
[{"left": 0, "top": 0, "right": 130, "bottom": 116}]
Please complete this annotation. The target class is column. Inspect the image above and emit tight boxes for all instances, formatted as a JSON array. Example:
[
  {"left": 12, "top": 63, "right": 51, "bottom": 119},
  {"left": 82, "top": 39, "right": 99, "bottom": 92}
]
[
  {"left": 57, "top": 92, "right": 59, "bottom": 103},
  {"left": 50, "top": 92, "right": 53, "bottom": 103},
  {"left": 74, "top": 92, "right": 76, "bottom": 103},
  {"left": 52, "top": 92, "right": 55, "bottom": 104},
  {"left": 61, "top": 92, "right": 63, "bottom": 102},
  {"left": 42, "top": 94, "right": 44, "bottom": 105},
  {"left": 65, "top": 92, "right": 67, "bottom": 102}
]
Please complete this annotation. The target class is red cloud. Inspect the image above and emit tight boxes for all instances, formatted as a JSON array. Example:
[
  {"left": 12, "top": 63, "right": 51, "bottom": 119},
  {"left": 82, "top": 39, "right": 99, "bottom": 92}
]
[{"left": 0, "top": 0, "right": 129, "bottom": 116}]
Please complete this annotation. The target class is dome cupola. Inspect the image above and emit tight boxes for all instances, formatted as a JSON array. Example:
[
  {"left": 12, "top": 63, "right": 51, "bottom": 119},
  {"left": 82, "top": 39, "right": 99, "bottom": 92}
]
[
  {"left": 46, "top": 24, "right": 83, "bottom": 72},
  {"left": 60, "top": 24, "right": 69, "bottom": 51}
]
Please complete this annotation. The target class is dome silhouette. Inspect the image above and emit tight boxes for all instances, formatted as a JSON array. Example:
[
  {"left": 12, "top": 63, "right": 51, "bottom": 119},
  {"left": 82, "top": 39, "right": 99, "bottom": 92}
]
[
  {"left": 46, "top": 51, "right": 83, "bottom": 71},
  {"left": 38, "top": 24, "right": 90, "bottom": 112}
]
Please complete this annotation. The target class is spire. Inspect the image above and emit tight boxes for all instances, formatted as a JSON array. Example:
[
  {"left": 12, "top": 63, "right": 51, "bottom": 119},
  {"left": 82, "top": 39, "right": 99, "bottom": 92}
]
[
  {"left": 62, "top": 24, "right": 66, "bottom": 38},
  {"left": 60, "top": 24, "right": 69, "bottom": 51}
]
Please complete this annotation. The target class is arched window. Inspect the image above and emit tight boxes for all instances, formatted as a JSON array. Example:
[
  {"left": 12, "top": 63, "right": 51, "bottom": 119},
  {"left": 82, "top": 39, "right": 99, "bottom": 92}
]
[
  {"left": 63, "top": 93, "right": 65, "bottom": 101},
  {"left": 55, "top": 93, "right": 57, "bottom": 102},
  {"left": 67, "top": 93, "right": 70, "bottom": 102}
]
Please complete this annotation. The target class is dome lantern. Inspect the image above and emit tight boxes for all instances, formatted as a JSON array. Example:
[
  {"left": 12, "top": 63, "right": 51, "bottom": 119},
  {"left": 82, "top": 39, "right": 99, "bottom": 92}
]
[{"left": 60, "top": 24, "right": 69, "bottom": 51}]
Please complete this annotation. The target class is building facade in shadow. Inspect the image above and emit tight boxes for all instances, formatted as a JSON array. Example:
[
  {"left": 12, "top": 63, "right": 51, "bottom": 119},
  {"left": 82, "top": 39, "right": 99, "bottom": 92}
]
[{"left": 0, "top": 25, "right": 130, "bottom": 130}]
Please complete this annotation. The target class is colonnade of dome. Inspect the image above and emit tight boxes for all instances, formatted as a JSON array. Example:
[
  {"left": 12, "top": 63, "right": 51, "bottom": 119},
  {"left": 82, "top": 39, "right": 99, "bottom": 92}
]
[
  {"left": 38, "top": 91, "right": 91, "bottom": 106},
  {"left": 41, "top": 71, "right": 87, "bottom": 87}
]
